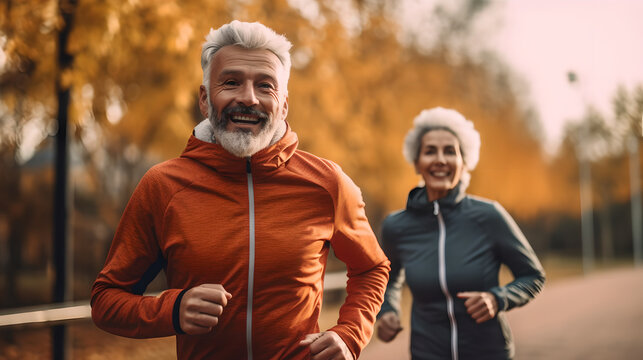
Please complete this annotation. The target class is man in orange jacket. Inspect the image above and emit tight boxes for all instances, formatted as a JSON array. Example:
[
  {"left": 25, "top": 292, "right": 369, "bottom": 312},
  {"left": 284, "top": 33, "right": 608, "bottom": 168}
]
[{"left": 91, "top": 20, "right": 390, "bottom": 360}]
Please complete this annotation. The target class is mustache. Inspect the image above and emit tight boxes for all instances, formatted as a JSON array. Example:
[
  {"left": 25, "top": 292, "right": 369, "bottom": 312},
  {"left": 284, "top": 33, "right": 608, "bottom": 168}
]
[{"left": 222, "top": 105, "right": 268, "bottom": 120}]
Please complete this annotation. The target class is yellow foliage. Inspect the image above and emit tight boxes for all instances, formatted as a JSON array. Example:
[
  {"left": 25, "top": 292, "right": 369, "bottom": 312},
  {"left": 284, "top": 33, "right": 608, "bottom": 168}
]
[{"left": 2, "top": 0, "right": 613, "bottom": 230}]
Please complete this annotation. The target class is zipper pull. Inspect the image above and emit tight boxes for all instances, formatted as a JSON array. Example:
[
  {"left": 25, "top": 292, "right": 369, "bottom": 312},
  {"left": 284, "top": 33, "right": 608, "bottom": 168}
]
[
  {"left": 246, "top": 157, "right": 251, "bottom": 173},
  {"left": 433, "top": 201, "right": 439, "bottom": 216}
]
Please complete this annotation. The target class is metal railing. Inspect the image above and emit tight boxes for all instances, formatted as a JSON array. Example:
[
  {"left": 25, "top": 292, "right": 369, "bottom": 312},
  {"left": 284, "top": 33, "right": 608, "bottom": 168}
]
[
  {"left": 0, "top": 271, "right": 348, "bottom": 329},
  {"left": 0, "top": 302, "right": 91, "bottom": 328}
]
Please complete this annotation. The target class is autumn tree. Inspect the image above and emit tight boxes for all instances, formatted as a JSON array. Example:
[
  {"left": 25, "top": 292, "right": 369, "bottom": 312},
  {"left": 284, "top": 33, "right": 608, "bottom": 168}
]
[{"left": 1, "top": 0, "right": 563, "bottom": 304}]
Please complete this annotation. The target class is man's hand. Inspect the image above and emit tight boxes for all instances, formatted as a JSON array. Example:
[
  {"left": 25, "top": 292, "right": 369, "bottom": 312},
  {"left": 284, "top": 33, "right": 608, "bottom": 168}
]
[
  {"left": 457, "top": 291, "right": 498, "bottom": 324},
  {"left": 376, "top": 311, "right": 403, "bottom": 342},
  {"left": 179, "top": 284, "right": 232, "bottom": 335},
  {"left": 299, "top": 331, "right": 353, "bottom": 360}
]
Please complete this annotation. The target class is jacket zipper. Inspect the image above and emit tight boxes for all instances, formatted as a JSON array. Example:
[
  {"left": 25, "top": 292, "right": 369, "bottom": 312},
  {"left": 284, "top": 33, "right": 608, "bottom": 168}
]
[
  {"left": 434, "top": 201, "right": 458, "bottom": 360},
  {"left": 246, "top": 158, "right": 255, "bottom": 360}
]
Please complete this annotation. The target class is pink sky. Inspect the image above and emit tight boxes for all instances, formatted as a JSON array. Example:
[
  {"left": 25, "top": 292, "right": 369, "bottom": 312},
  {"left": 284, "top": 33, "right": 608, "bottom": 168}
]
[{"left": 492, "top": 0, "right": 643, "bottom": 155}]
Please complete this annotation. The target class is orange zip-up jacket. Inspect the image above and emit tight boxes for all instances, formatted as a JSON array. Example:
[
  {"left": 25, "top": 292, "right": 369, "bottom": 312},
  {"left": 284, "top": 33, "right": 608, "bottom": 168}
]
[{"left": 91, "top": 124, "right": 390, "bottom": 359}]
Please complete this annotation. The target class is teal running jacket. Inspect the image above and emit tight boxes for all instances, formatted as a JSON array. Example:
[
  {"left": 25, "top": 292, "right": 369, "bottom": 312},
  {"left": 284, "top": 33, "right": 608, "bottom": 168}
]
[{"left": 378, "top": 183, "right": 545, "bottom": 360}]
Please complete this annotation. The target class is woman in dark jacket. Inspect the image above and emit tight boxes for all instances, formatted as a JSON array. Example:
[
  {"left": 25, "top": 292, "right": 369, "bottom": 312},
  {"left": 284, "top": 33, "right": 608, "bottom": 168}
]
[{"left": 376, "top": 107, "right": 545, "bottom": 360}]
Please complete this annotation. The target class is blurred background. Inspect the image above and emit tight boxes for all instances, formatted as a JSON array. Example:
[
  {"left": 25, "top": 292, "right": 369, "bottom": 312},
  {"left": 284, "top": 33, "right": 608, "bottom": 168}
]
[{"left": 1, "top": 0, "right": 642, "bottom": 358}]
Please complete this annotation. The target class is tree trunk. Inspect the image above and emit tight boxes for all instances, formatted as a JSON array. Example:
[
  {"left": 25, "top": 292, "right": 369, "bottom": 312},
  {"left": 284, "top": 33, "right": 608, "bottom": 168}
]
[
  {"left": 629, "top": 136, "right": 642, "bottom": 266},
  {"left": 599, "top": 198, "right": 614, "bottom": 261}
]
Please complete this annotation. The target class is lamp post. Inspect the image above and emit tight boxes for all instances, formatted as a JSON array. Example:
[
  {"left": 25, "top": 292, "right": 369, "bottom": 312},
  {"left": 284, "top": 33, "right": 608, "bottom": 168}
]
[
  {"left": 577, "top": 153, "right": 594, "bottom": 273},
  {"left": 568, "top": 71, "right": 595, "bottom": 274}
]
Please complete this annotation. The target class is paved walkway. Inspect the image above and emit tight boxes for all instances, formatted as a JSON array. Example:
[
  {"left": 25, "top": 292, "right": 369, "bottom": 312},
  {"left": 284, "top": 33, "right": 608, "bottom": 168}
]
[
  {"left": 2, "top": 267, "right": 642, "bottom": 359},
  {"left": 360, "top": 266, "right": 643, "bottom": 360}
]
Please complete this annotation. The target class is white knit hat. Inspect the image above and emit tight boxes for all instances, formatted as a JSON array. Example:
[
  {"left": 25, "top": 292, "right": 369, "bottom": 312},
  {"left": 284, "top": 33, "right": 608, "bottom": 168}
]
[
  {"left": 403, "top": 107, "right": 481, "bottom": 189},
  {"left": 403, "top": 107, "right": 481, "bottom": 169}
]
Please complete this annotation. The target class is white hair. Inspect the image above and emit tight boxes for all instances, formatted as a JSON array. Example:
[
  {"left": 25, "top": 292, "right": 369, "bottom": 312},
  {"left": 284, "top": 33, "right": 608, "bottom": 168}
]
[
  {"left": 403, "top": 107, "right": 481, "bottom": 188},
  {"left": 201, "top": 20, "right": 293, "bottom": 90}
]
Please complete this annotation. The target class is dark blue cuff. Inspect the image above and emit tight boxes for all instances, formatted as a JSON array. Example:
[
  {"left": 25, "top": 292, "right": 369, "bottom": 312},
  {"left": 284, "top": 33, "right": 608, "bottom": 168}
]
[
  {"left": 489, "top": 287, "right": 508, "bottom": 312},
  {"left": 172, "top": 288, "right": 189, "bottom": 334}
]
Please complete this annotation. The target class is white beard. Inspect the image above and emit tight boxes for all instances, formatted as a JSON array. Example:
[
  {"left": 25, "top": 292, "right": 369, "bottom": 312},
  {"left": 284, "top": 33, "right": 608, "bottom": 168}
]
[
  {"left": 212, "top": 126, "right": 273, "bottom": 158},
  {"left": 208, "top": 101, "right": 280, "bottom": 158}
]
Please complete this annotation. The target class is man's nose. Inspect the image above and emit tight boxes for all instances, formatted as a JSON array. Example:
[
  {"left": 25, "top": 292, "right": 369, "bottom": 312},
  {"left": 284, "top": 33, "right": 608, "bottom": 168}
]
[{"left": 237, "top": 83, "right": 259, "bottom": 107}]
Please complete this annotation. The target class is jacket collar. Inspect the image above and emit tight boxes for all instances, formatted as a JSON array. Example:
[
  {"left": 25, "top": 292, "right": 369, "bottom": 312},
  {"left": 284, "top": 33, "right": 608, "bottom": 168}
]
[
  {"left": 406, "top": 181, "right": 466, "bottom": 213},
  {"left": 180, "top": 121, "right": 298, "bottom": 176}
]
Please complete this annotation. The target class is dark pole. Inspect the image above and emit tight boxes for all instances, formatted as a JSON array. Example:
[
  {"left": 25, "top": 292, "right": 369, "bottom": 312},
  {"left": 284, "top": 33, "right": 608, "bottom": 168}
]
[{"left": 53, "top": 1, "right": 76, "bottom": 359}]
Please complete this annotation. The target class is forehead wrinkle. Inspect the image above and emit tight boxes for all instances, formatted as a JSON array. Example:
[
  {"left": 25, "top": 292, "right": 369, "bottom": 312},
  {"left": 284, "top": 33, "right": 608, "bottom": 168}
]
[
  {"left": 421, "top": 139, "right": 459, "bottom": 147},
  {"left": 422, "top": 131, "right": 460, "bottom": 146},
  {"left": 211, "top": 46, "right": 285, "bottom": 84}
]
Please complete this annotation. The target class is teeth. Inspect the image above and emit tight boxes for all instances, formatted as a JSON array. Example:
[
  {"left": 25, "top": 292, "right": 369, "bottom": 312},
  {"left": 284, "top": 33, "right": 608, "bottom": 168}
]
[
  {"left": 432, "top": 172, "right": 448, "bottom": 177},
  {"left": 231, "top": 115, "right": 260, "bottom": 124},
  {"left": 233, "top": 116, "right": 257, "bottom": 121}
]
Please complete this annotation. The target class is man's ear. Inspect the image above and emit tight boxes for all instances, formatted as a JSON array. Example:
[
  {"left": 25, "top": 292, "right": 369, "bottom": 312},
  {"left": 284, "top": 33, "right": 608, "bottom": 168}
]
[
  {"left": 198, "top": 85, "right": 209, "bottom": 118},
  {"left": 281, "top": 94, "right": 289, "bottom": 119}
]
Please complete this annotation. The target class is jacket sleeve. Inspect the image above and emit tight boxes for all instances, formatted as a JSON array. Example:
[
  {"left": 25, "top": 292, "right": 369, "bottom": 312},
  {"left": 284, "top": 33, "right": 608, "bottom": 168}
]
[
  {"left": 486, "top": 202, "right": 546, "bottom": 312},
  {"left": 326, "top": 168, "right": 391, "bottom": 359},
  {"left": 90, "top": 168, "right": 184, "bottom": 338},
  {"left": 377, "top": 215, "right": 405, "bottom": 317}
]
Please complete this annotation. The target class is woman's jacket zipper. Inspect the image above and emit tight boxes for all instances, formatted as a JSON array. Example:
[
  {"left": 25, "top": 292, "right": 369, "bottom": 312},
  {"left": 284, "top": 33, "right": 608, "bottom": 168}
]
[{"left": 434, "top": 200, "right": 458, "bottom": 360}]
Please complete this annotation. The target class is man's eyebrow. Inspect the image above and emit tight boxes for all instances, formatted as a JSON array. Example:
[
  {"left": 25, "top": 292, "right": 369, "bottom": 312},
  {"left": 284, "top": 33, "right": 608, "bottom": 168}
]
[
  {"left": 217, "top": 69, "right": 278, "bottom": 83},
  {"left": 217, "top": 69, "right": 242, "bottom": 79}
]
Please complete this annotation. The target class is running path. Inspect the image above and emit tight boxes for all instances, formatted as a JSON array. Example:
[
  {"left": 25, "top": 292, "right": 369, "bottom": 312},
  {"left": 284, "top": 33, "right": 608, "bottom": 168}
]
[{"left": 360, "top": 266, "right": 643, "bottom": 359}]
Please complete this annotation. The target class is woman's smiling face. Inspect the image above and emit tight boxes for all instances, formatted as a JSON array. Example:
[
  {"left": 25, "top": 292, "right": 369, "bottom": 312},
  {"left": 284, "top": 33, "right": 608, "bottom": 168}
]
[{"left": 414, "top": 129, "right": 464, "bottom": 201}]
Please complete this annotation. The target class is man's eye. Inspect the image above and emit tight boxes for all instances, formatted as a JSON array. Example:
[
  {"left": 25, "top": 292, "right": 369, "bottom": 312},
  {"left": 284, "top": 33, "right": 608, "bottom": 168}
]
[
  {"left": 259, "top": 83, "right": 275, "bottom": 89},
  {"left": 223, "top": 80, "right": 239, "bottom": 86}
]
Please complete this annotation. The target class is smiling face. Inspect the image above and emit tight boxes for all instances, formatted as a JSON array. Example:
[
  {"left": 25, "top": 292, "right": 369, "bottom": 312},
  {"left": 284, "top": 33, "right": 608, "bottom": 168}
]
[
  {"left": 415, "top": 129, "right": 465, "bottom": 201},
  {"left": 199, "top": 45, "right": 289, "bottom": 157}
]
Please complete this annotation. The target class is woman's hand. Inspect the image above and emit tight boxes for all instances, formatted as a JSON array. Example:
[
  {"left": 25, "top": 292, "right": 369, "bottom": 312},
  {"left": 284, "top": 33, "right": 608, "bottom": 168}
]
[
  {"left": 376, "top": 312, "right": 403, "bottom": 342},
  {"left": 457, "top": 291, "right": 498, "bottom": 324}
]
